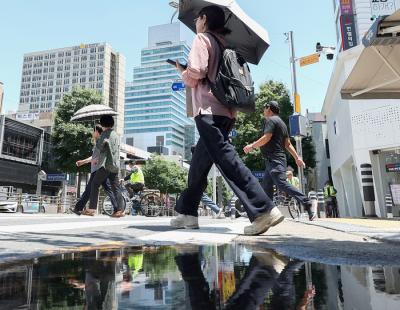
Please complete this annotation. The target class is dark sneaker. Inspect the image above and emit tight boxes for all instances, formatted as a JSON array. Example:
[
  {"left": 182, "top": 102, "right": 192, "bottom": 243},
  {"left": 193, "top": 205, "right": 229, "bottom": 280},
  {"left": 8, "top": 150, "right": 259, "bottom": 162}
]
[{"left": 70, "top": 208, "right": 82, "bottom": 216}]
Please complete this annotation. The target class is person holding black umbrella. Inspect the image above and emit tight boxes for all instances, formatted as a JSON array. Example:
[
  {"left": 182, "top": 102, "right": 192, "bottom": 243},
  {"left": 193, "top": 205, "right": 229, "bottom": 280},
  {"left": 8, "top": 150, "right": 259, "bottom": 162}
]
[{"left": 170, "top": 5, "right": 283, "bottom": 235}]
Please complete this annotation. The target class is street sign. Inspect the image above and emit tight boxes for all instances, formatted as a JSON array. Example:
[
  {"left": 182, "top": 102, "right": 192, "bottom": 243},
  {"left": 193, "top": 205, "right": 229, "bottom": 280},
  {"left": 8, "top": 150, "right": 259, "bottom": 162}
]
[
  {"left": 299, "top": 53, "right": 320, "bottom": 67},
  {"left": 252, "top": 171, "right": 265, "bottom": 180},
  {"left": 46, "top": 173, "right": 67, "bottom": 182},
  {"left": 172, "top": 81, "right": 185, "bottom": 91},
  {"left": 289, "top": 114, "right": 308, "bottom": 137}
]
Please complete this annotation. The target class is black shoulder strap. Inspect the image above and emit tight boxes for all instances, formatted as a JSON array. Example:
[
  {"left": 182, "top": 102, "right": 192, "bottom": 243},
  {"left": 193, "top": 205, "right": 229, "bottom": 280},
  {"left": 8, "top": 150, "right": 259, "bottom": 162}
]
[
  {"left": 204, "top": 32, "right": 224, "bottom": 83},
  {"left": 205, "top": 31, "right": 224, "bottom": 52}
]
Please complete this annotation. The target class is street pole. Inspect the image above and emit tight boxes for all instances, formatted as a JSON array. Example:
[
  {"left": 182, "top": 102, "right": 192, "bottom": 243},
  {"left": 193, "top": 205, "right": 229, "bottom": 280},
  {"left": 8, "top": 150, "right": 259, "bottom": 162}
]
[
  {"left": 212, "top": 164, "right": 217, "bottom": 203},
  {"left": 287, "top": 31, "right": 305, "bottom": 193}
]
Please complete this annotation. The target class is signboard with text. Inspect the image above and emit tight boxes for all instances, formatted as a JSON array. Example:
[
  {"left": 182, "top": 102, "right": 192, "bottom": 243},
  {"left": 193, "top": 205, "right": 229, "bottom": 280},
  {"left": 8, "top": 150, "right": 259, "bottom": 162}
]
[
  {"left": 172, "top": 81, "right": 185, "bottom": 91},
  {"left": 299, "top": 53, "right": 320, "bottom": 67},
  {"left": 390, "top": 184, "right": 400, "bottom": 205},
  {"left": 340, "top": 0, "right": 353, "bottom": 14},
  {"left": 46, "top": 173, "right": 67, "bottom": 182},
  {"left": 370, "top": 0, "right": 396, "bottom": 18},
  {"left": 340, "top": 14, "right": 358, "bottom": 50},
  {"left": 386, "top": 163, "right": 400, "bottom": 172}
]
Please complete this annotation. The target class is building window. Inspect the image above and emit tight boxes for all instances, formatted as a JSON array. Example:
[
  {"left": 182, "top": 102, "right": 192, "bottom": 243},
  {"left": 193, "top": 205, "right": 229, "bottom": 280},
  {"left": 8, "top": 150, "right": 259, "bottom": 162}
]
[
  {"left": 126, "top": 137, "right": 134, "bottom": 146},
  {"left": 325, "top": 139, "right": 330, "bottom": 159},
  {"left": 156, "top": 136, "right": 164, "bottom": 146},
  {"left": 333, "top": 120, "right": 339, "bottom": 135}
]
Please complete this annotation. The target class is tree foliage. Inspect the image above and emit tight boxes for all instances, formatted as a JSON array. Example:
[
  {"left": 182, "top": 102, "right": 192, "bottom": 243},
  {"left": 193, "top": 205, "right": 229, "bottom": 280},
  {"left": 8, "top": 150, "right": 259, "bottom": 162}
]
[
  {"left": 143, "top": 155, "right": 188, "bottom": 194},
  {"left": 51, "top": 87, "right": 103, "bottom": 173},
  {"left": 233, "top": 80, "right": 316, "bottom": 174}
]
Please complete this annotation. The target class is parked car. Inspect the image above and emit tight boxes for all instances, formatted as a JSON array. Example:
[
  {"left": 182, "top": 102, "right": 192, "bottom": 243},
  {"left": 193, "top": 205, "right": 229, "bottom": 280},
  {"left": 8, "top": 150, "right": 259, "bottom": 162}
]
[{"left": 0, "top": 200, "right": 18, "bottom": 212}]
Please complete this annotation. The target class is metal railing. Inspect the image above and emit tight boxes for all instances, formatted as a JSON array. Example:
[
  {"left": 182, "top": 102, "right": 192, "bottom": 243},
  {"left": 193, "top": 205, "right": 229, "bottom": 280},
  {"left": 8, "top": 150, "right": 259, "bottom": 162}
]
[{"left": 0, "top": 191, "right": 222, "bottom": 217}]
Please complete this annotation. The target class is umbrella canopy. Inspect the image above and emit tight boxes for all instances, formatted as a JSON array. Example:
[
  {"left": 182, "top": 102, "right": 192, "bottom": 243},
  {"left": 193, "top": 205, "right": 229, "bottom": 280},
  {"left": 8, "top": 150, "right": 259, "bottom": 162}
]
[
  {"left": 178, "top": 0, "right": 270, "bottom": 65},
  {"left": 70, "top": 104, "right": 118, "bottom": 122},
  {"left": 341, "top": 10, "right": 400, "bottom": 100}
]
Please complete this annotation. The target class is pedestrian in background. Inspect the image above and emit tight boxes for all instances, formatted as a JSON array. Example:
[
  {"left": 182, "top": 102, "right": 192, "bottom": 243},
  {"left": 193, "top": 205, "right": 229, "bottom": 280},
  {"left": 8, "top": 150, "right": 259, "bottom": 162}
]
[
  {"left": 123, "top": 160, "right": 145, "bottom": 198},
  {"left": 286, "top": 170, "right": 300, "bottom": 189},
  {"left": 87, "top": 115, "right": 124, "bottom": 217},
  {"left": 324, "top": 180, "right": 338, "bottom": 218},
  {"left": 244, "top": 101, "right": 316, "bottom": 221},
  {"left": 72, "top": 124, "right": 117, "bottom": 216},
  {"left": 170, "top": 5, "right": 284, "bottom": 235}
]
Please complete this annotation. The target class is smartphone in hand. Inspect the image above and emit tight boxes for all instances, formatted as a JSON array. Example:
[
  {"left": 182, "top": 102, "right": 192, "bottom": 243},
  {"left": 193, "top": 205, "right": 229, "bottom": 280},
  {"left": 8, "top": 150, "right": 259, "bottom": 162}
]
[{"left": 166, "top": 59, "right": 187, "bottom": 69}]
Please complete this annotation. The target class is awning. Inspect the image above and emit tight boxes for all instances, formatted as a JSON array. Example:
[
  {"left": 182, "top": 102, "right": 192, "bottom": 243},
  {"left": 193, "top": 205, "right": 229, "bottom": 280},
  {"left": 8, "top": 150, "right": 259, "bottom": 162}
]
[{"left": 341, "top": 10, "right": 400, "bottom": 100}]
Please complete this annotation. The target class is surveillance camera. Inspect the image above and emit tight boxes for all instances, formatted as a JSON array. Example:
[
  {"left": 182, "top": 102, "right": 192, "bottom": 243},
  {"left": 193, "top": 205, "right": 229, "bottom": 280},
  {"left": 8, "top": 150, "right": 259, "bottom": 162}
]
[{"left": 323, "top": 47, "right": 335, "bottom": 60}]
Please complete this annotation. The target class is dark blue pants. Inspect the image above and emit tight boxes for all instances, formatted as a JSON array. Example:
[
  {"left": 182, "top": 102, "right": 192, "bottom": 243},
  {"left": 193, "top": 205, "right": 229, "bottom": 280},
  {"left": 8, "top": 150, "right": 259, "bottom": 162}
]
[
  {"left": 176, "top": 115, "right": 274, "bottom": 222},
  {"left": 88, "top": 167, "right": 124, "bottom": 212},
  {"left": 262, "top": 159, "right": 309, "bottom": 206},
  {"left": 75, "top": 170, "right": 118, "bottom": 211}
]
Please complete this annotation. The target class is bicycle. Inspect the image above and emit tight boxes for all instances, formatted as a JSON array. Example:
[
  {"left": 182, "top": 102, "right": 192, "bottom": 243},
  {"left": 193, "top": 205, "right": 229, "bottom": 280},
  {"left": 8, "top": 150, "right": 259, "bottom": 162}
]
[
  {"left": 273, "top": 191, "right": 301, "bottom": 220},
  {"left": 102, "top": 183, "right": 162, "bottom": 217}
]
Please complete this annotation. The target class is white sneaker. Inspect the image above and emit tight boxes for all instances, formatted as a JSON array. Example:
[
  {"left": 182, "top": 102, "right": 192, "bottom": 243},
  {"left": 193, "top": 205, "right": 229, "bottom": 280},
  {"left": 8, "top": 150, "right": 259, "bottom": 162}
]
[
  {"left": 170, "top": 214, "right": 199, "bottom": 229},
  {"left": 243, "top": 207, "right": 284, "bottom": 236}
]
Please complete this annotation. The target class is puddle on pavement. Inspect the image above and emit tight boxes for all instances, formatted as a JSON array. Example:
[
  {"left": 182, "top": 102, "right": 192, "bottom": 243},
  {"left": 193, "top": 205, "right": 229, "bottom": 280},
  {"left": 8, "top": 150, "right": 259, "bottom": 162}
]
[{"left": 0, "top": 244, "right": 400, "bottom": 309}]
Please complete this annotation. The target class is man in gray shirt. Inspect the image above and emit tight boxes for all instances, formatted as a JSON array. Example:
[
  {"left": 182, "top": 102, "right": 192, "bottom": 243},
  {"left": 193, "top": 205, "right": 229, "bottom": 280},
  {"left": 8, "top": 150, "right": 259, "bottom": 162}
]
[
  {"left": 244, "top": 101, "right": 315, "bottom": 221},
  {"left": 86, "top": 115, "right": 124, "bottom": 217},
  {"left": 72, "top": 124, "right": 117, "bottom": 215}
]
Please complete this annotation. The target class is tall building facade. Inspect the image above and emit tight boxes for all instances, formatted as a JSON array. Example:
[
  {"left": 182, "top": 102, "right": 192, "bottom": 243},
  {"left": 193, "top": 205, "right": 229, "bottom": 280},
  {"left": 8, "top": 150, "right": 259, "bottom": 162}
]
[
  {"left": 124, "top": 23, "right": 195, "bottom": 158},
  {"left": 0, "top": 115, "right": 44, "bottom": 192},
  {"left": 0, "top": 81, "right": 4, "bottom": 114},
  {"left": 322, "top": 0, "right": 400, "bottom": 218},
  {"left": 18, "top": 43, "right": 125, "bottom": 134}
]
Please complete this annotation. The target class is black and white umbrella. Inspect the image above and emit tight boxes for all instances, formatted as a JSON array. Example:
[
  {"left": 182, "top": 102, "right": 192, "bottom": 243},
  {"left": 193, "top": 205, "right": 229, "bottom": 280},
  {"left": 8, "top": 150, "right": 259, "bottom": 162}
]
[
  {"left": 178, "top": 0, "right": 270, "bottom": 65},
  {"left": 70, "top": 104, "right": 118, "bottom": 122}
]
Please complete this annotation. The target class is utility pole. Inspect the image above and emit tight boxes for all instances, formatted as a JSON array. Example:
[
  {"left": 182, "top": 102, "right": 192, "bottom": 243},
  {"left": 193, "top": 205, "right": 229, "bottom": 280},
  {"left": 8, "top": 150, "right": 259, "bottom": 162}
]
[{"left": 286, "top": 31, "right": 305, "bottom": 193}]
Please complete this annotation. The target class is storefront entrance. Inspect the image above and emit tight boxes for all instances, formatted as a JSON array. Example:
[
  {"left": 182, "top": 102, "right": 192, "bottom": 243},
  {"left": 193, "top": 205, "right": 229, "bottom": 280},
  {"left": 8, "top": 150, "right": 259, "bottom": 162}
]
[{"left": 374, "top": 149, "right": 400, "bottom": 217}]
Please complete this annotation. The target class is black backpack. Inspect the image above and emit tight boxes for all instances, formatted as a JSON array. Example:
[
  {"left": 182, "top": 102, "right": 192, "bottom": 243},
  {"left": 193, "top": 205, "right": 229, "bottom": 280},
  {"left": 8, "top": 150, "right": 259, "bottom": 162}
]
[{"left": 206, "top": 32, "right": 255, "bottom": 113}]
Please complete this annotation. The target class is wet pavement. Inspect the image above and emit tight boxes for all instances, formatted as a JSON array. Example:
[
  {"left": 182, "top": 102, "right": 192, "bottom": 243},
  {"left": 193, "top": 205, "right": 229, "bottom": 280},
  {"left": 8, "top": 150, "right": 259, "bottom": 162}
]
[{"left": 0, "top": 243, "right": 399, "bottom": 309}]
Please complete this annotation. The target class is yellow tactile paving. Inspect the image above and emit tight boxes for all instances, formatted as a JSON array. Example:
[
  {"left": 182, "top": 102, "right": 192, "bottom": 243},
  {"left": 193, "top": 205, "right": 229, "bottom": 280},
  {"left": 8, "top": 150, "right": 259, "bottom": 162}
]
[{"left": 321, "top": 218, "right": 400, "bottom": 230}]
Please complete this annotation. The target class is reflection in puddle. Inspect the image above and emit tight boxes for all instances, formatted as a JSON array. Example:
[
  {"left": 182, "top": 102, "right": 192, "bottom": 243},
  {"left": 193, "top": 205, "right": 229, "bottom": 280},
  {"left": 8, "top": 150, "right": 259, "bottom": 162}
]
[{"left": 0, "top": 244, "right": 399, "bottom": 309}]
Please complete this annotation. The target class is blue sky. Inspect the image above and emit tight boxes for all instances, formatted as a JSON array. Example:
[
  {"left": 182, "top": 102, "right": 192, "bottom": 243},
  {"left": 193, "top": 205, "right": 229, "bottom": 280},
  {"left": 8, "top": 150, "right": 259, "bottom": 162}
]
[{"left": 0, "top": 0, "right": 336, "bottom": 114}]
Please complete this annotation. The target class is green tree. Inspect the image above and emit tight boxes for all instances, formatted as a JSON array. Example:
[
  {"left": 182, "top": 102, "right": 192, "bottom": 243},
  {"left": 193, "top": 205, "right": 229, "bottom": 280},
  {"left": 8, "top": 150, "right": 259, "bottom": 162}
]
[
  {"left": 233, "top": 80, "right": 315, "bottom": 174},
  {"left": 51, "top": 86, "right": 103, "bottom": 173},
  {"left": 143, "top": 155, "right": 187, "bottom": 194}
]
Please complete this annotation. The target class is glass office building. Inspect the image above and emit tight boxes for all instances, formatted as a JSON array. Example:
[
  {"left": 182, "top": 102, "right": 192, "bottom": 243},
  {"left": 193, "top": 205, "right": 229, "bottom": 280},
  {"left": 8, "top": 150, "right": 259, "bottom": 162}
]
[{"left": 124, "top": 23, "right": 195, "bottom": 158}]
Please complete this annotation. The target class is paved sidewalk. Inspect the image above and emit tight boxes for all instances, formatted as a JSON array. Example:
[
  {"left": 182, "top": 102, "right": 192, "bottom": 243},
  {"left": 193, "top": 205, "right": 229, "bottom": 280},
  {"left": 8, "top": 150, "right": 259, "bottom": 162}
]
[
  {"left": 303, "top": 217, "right": 400, "bottom": 243},
  {"left": 0, "top": 214, "right": 400, "bottom": 266}
]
